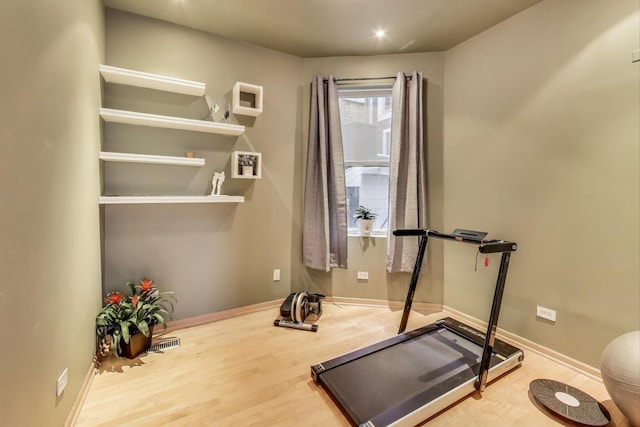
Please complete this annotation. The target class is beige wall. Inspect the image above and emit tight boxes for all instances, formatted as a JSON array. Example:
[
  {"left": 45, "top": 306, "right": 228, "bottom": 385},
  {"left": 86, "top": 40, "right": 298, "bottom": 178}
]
[
  {"left": 0, "top": 1, "right": 104, "bottom": 425},
  {"left": 102, "top": 10, "right": 304, "bottom": 317},
  {"left": 443, "top": 0, "right": 639, "bottom": 367},
  {"left": 299, "top": 54, "right": 446, "bottom": 305}
]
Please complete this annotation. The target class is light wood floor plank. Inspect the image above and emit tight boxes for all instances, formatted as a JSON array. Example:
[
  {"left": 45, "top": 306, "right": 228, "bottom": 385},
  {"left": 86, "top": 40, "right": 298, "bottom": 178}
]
[{"left": 75, "top": 304, "right": 629, "bottom": 426}]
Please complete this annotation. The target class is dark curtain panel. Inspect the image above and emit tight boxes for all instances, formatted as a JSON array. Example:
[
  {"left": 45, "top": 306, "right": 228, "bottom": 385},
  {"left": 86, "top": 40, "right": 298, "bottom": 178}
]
[
  {"left": 387, "top": 71, "right": 427, "bottom": 273},
  {"left": 303, "top": 75, "right": 348, "bottom": 271}
]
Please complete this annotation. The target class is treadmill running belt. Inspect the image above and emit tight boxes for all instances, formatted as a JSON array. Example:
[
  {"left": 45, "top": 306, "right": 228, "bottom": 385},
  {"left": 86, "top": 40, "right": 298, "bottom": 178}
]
[{"left": 319, "top": 328, "right": 485, "bottom": 424}]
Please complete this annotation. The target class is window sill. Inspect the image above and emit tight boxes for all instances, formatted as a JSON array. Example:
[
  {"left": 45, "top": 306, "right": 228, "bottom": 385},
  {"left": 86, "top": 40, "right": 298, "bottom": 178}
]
[{"left": 348, "top": 232, "right": 387, "bottom": 238}]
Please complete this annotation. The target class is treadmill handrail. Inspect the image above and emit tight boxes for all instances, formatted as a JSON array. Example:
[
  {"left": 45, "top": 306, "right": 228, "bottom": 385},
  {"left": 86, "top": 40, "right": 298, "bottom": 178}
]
[
  {"left": 393, "top": 227, "right": 517, "bottom": 392},
  {"left": 393, "top": 228, "right": 517, "bottom": 253}
]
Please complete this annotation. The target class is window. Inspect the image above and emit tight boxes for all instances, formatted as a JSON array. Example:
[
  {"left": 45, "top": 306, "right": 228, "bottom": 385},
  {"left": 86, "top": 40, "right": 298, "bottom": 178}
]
[
  {"left": 380, "top": 128, "right": 391, "bottom": 158},
  {"left": 339, "top": 87, "right": 392, "bottom": 235}
]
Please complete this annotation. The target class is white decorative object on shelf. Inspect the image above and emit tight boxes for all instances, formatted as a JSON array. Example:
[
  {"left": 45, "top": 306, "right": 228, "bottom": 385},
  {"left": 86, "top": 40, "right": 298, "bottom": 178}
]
[
  {"left": 232, "top": 82, "right": 263, "bottom": 117},
  {"left": 99, "top": 195, "right": 244, "bottom": 205},
  {"left": 204, "top": 96, "right": 231, "bottom": 123},
  {"left": 231, "top": 151, "right": 262, "bottom": 179},
  {"left": 99, "top": 64, "right": 206, "bottom": 96},
  {"left": 210, "top": 171, "right": 225, "bottom": 196},
  {"left": 100, "top": 108, "right": 245, "bottom": 136},
  {"left": 99, "top": 151, "right": 205, "bottom": 167}
]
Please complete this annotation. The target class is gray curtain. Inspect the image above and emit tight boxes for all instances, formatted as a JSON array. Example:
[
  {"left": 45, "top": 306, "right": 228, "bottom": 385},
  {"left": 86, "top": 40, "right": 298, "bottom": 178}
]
[
  {"left": 387, "top": 71, "right": 427, "bottom": 273},
  {"left": 303, "top": 75, "right": 348, "bottom": 271}
]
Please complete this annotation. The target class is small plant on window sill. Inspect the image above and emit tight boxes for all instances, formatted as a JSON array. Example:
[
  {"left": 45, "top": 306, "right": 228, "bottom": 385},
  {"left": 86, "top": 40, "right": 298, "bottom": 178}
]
[
  {"left": 354, "top": 205, "right": 377, "bottom": 237},
  {"left": 354, "top": 205, "right": 377, "bottom": 221}
]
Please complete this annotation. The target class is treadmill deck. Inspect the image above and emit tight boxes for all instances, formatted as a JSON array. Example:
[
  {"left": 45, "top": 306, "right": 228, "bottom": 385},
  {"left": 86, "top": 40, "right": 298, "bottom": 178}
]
[{"left": 312, "top": 317, "right": 523, "bottom": 426}]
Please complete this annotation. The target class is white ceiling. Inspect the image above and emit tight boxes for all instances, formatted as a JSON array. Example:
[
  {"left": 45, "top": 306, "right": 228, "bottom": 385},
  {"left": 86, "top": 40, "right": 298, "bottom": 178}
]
[{"left": 103, "top": 0, "right": 544, "bottom": 58}]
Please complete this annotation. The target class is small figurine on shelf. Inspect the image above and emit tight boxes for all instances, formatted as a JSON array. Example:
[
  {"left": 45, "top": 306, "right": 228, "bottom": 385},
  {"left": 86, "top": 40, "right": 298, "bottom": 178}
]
[
  {"left": 203, "top": 96, "right": 230, "bottom": 123},
  {"left": 222, "top": 100, "right": 231, "bottom": 123},
  {"left": 210, "top": 171, "right": 225, "bottom": 196},
  {"left": 203, "top": 95, "right": 219, "bottom": 122},
  {"left": 238, "top": 154, "right": 256, "bottom": 176}
]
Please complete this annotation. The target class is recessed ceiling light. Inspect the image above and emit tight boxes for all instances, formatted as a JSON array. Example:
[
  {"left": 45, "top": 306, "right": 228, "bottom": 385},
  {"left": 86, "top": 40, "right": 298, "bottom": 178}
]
[{"left": 375, "top": 29, "right": 386, "bottom": 39}]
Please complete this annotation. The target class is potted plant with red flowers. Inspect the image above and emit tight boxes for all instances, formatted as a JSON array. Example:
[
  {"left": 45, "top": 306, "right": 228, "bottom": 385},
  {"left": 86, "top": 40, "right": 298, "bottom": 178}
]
[{"left": 96, "top": 278, "right": 176, "bottom": 359}]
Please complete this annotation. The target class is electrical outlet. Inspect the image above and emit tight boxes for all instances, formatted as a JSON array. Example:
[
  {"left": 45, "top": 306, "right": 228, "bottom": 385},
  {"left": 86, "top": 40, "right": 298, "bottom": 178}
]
[
  {"left": 357, "top": 271, "right": 369, "bottom": 280},
  {"left": 536, "top": 305, "right": 557, "bottom": 322},
  {"left": 56, "top": 368, "right": 68, "bottom": 397},
  {"left": 272, "top": 269, "right": 280, "bottom": 281}
]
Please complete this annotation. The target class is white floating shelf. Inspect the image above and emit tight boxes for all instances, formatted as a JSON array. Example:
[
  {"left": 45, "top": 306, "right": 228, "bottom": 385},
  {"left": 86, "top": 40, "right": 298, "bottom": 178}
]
[
  {"left": 99, "top": 195, "right": 245, "bottom": 205},
  {"left": 99, "top": 151, "right": 205, "bottom": 167},
  {"left": 232, "top": 82, "right": 263, "bottom": 117},
  {"left": 100, "top": 108, "right": 244, "bottom": 136},
  {"left": 99, "top": 64, "right": 206, "bottom": 97}
]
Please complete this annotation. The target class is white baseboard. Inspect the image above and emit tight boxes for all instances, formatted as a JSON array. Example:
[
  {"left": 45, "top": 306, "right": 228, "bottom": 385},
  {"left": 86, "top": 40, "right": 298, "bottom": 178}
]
[
  {"left": 65, "top": 361, "right": 95, "bottom": 427},
  {"left": 442, "top": 305, "right": 601, "bottom": 381},
  {"left": 325, "top": 295, "right": 442, "bottom": 313},
  {"left": 158, "top": 299, "right": 283, "bottom": 335}
]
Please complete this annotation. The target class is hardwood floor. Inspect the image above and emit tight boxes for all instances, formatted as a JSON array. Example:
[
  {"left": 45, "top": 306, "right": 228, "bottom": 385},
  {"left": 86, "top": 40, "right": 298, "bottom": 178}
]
[{"left": 75, "top": 303, "right": 629, "bottom": 426}]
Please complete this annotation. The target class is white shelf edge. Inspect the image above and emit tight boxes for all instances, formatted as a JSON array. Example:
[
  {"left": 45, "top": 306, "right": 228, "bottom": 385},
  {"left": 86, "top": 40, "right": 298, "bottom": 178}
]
[
  {"left": 99, "top": 151, "right": 205, "bottom": 167},
  {"left": 233, "top": 105, "right": 263, "bottom": 117},
  {"left": 99, "top": 64, "right": 206, "bottom": 97},
  {"left": 100, "top": 108, "right": 244, "bottom": 136},
  {"left": 99, "top": 195, "right": 245, "bottom": 205}
]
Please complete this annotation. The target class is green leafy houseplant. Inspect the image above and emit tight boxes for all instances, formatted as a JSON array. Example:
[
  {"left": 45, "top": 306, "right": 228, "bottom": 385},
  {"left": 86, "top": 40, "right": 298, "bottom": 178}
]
[
  {"left": 353, "top": 205, "right": 377, "bottom": 221},
  {"left": 96, "top": 278, "right": 176, "bottom": 357},
  {"left": 354, "top": 205, "right": 377, "bottom": 237}
]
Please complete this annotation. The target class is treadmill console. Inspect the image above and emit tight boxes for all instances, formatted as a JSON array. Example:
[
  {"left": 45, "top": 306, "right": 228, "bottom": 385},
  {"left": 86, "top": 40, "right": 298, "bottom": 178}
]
[
  {"left": 479, "top": 240, "right": 518, "bottom": 253},
  {"left": 451, "top": 229, "right": 488, "bottom": 241}
]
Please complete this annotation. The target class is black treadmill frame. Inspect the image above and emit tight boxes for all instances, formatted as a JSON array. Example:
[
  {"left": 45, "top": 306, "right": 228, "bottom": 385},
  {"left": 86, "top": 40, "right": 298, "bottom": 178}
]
[
  {"left": 394, "top": 228, "right": 517, "bottom": 391},
  {"left": 311, "top": 228, "right": 520, "bottom": 426}
]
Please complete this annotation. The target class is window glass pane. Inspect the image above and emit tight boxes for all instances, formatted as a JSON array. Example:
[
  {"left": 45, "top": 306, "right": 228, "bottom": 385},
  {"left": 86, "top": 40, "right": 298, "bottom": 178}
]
[
  {"left": 346, "top": 166, "right": 389, "bottom": 232},
  {"left": 339, "top": 87, "right": 392, "bottom": 234}
]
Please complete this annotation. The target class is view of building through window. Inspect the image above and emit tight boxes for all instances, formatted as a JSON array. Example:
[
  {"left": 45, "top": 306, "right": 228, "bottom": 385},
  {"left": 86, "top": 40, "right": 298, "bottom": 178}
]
[{"left": 339, "top": 87, "right": 392, "bottom": 234}]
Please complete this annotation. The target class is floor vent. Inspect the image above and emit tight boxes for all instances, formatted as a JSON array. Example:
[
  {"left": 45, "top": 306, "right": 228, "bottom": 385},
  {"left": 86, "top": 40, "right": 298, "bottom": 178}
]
[{"left": 146, "top": 338, "right": 180, "bottom": 353}]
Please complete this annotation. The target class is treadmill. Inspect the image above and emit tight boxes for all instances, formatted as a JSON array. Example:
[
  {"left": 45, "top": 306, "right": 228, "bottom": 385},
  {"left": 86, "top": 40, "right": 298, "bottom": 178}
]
[{"left": 311, "top": 229, "right": 524, "bottom": 426}]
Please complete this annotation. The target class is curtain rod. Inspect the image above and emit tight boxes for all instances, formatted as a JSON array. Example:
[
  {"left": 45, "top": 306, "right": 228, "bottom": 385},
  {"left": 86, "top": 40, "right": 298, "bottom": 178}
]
[{"left": 323, "top": 75, "right": 413, "bottom": 83}]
